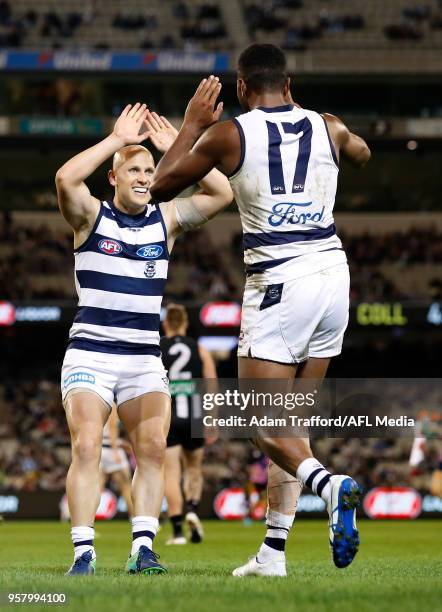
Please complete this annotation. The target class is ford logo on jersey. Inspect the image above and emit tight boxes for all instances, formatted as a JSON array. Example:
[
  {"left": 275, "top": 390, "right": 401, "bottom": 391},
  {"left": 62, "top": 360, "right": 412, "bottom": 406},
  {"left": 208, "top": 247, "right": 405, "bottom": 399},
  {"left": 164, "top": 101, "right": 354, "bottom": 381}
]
[
  {"left": 268, "top": 202, "right": 324, "bottom": 227},
  {"left": 136, "top": 245, "right": 163, "bottom": 259},
  {"left": 98, "top": 239, "right": 123, "bottom": 254}
]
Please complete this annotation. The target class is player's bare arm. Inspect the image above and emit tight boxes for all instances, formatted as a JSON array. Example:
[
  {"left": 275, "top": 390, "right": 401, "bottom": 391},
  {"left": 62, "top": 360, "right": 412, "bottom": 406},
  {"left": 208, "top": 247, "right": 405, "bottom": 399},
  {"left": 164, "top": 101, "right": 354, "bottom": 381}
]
[
  {"left": 323, "top": 113, "right": 371, "bottom": 168},
  {"left": 199, "top": 345, "right": 217, "bottom": 379},
  {"left": 145, "top": 106, "right": 234, "bottom": 241},
  {"left": 150, "top": 76, "right": 240, "bottom": 202},
  {"left": 55, "top": 103, "right": 149, "bottom": 246}
]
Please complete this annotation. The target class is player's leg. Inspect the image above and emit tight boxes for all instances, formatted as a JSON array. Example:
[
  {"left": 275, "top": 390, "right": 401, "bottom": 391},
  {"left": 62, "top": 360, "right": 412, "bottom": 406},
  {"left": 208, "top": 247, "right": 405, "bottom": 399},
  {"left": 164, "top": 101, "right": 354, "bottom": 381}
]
[
  {"left": 259, "top": 462, "right": 302, "bottom": 571},
  {"left": 239, "top": 355, "right": 314, "bottom": 483},
  {"left": 233, "top": 357, "right": 301, "bottom": 576},
  {"left": 111, "top": 467, "right": 134, "bottom": 519},
  {"left": 234, "top": 459, "right": 302, "bottom": 577},
  {"left": 164, "top": 444, "right": 186, "bottom": 544},
  {"left": 303, "top": 266, "right": 362, "bottom": 568},
  {"left": 182, "top": 446, "right": 205, "bottom": 543},
  {"left": 236, "top": 266, "right": 361, "bottom": 570},
  {"left": 64, "top": 390, "right": 110, "bottom": 575},
  {"left": 250, "top": 357, "right": 361, "bottom": 568},
  {"left": 118, "top": 391, "right": 170, "bottom": 574},
  {"left": 238, "top": 266, "right": 351, "bottom": 489},
  {"left": 235, "top": 357, "right": 329, "bottom": 576},
  {"left": 99, "top": 467, "right": 107, "bottom": 491}
]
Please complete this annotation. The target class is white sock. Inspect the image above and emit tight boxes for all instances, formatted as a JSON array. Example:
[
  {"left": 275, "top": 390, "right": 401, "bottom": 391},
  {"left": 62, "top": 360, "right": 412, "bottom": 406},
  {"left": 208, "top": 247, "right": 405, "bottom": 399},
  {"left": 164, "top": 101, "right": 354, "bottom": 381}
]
[
  {"left": 257, "top": 511, "right": 294, "bottom": 563},
  {"left": 296, "top": 458, "right": 332, "bottom": 503},
  {"left": 131, "top": 516, "right": 159, "bottom": 555},
  {"left": 266, "top": 510, "right": 295, "bottom": 530},
  {"left": 71, "top": 526, "right": 95, "bottom": 561}
]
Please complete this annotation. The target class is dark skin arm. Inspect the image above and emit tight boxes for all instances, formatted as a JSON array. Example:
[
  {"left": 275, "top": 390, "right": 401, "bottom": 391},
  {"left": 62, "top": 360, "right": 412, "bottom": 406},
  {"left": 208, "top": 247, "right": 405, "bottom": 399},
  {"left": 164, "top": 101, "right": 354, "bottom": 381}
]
[
  {"left": 150, "top": 76, "right": 240, "bottom": 201},
  {"left": 323, "top": 112, "right": 371, "bottom": 168},
  {"left": 150, "top": 78, "right": 371, "bottom": 201},
  {"left": 284, "top": 89, "right": 371, "bottom": 168}
]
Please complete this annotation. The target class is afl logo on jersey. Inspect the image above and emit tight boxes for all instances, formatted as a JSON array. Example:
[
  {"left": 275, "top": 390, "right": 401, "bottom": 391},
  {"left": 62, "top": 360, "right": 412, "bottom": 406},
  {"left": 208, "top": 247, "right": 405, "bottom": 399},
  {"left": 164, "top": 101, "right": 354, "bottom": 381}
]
[
  {"left": 136, "top": 245, "right": 163, "bottom": 259},
  {"left": 98, "top": 239, "right": 123, "bottom": 255}
]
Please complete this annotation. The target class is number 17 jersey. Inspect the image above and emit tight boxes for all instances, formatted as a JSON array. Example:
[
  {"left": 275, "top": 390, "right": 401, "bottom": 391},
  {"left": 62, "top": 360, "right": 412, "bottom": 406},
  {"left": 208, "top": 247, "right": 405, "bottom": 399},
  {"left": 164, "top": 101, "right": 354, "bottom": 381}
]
[{"left": 229, "top": 104, "right": 346, "bottom": 282}]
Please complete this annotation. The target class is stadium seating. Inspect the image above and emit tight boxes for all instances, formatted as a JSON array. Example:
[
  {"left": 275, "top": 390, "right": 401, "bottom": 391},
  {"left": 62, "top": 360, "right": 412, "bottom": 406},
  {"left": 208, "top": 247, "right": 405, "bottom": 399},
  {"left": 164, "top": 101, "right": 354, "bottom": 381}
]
[
  {"left": 1, "top": 377, "right": 438, "bottom": 495},
  {"left": 1, "top": 0, "right": 442, "bottom": 53},
  {"left": 243, "top": 0, "right": 442, "bottom": 50},
  {"left": 1, "top": 211, "right": 441, "bottom": 301},
  {"left": 0, "top": 0, "right": 232, "bottom": 51}
]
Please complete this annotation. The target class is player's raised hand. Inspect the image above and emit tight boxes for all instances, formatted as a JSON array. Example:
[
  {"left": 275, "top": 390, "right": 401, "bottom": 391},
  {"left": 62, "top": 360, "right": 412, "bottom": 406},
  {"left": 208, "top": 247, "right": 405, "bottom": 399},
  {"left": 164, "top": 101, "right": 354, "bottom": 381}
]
[
  {"left": 145, "top": 111, "right": 179, "bottom": 153},
  {"left": 183, "top": 75, "right": 223, "bottom": 132},
  {"left": 112, "top": 103, "right": 150, "bottom": 145}
]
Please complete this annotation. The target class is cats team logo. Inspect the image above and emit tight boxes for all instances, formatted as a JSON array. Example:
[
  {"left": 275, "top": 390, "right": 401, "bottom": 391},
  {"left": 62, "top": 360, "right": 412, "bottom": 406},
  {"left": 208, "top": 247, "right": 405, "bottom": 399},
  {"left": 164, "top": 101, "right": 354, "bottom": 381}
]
[{"left": 144, "top": 262, "right": 156, "bottom": 278}]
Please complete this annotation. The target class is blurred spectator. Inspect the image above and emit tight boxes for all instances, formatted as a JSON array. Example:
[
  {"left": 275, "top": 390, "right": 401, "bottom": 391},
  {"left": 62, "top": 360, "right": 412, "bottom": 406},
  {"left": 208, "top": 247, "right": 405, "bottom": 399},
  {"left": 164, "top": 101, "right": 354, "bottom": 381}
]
[
  {"left": 385, "top": 22, "right": 423, "bottom": 40},
  {"left": 160, "top": 34, "right": 176, "bottom": 49},
  {"left": 40, "top": 11, "right": 82, "bottom": 38},
  {"left": 342, "top": 227, "right": 442, "bottom": 266},
  {"left": 2, "top": 216, "right": 441, "bottom": 302},
  {"left": 197, "top": 3, "right": 221, "bottom": 20},
  {"left": 0, "top": 379, "right": 70, "bottom": 491},
  {"left": 0, "top": 0, "right": 11, "bottom": 25},
  {"left": 1, "top": 377, "right": 439, "bottom": 495},
  {"left": 0, "top": 217, "right": 239, "bottom": 302},
  {"left": 173, "top": 1, "right": 189, "bottom": 20},
  {"left": 245, "top": 2, "right": 364, "bottom": 44},
  {"left": 402, "top": 5, "right": 431, "bottom": 21},
  {"left": 112, "top": 12, "right": 157, "bottom": 31}
]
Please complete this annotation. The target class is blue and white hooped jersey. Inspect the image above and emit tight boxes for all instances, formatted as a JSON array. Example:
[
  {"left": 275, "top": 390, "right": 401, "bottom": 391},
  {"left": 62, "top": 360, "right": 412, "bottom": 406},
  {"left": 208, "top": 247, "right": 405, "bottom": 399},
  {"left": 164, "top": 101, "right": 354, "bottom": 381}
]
[
  {"left": 229, "top": 104, "right": 346, "bottom": 282},
  {"left": 68, "top": 200, "right": 169, "bottom": 356}
]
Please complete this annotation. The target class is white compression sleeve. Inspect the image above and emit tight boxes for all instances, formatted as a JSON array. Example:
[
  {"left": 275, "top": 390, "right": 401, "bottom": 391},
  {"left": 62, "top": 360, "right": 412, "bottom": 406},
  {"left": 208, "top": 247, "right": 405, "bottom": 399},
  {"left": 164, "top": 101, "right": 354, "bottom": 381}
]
[{"left": 175, "top": 198, "right": 208, "bottom": 231}]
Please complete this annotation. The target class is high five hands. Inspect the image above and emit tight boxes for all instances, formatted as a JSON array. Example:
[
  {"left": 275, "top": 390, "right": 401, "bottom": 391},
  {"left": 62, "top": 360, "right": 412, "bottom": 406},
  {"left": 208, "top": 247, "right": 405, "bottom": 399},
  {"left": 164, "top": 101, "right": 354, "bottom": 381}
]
[
  {"left": 112, "top": 74, "right": 223, "bottom": 149},
  {"left": 183, "top": 75, "right": 224, "bottom": 133},
  {"left": 113, "top": 103, "right": 179, "bottom": 153},
  {"left": 112, "top": 103, "right": 150, "bottom": 145},
  {"left": 144, "top": 112, "right": 179, "bottom": 154}
]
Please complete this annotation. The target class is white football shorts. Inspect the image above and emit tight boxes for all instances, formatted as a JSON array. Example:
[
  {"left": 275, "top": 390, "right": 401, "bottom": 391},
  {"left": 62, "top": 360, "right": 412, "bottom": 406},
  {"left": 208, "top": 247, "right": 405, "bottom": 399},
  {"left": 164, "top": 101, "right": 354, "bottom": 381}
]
[
  {"left": 238, "top": 262, "right": 350, "bottom": 364},
  {"left": 61, "top": 349, "right": 170, "bottom": 408},
  {"left": 99, "top": 446, "right": 130, "bottom": 474}
]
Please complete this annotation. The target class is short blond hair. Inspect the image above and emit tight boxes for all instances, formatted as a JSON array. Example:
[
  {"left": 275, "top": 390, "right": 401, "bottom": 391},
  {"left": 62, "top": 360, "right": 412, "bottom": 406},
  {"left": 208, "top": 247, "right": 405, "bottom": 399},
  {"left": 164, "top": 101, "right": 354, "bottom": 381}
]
[{"left": 112, "top": 145, "right": 154, "bottom": 172}]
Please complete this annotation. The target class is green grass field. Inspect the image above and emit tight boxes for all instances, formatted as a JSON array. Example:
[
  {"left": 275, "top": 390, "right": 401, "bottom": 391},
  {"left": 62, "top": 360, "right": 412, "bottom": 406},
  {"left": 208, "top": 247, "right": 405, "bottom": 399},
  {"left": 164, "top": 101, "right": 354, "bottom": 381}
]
[{"left": 1, "top": 520, "right": 441, "bottom": 612}]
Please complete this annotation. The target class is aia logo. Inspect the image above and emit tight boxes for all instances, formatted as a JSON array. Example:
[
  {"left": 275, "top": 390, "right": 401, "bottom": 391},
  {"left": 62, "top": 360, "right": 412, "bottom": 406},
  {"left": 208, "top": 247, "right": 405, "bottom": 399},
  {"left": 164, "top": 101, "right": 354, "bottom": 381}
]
[{"left": 98, "top": 239, "right": 123, "bottom": 255}]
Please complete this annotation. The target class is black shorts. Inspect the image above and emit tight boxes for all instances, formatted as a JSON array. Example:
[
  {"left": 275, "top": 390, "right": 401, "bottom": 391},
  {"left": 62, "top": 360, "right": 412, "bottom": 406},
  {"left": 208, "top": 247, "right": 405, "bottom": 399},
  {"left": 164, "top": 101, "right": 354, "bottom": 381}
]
[{"left": 167, "top": 420, "right": 204, "bottom": 451}]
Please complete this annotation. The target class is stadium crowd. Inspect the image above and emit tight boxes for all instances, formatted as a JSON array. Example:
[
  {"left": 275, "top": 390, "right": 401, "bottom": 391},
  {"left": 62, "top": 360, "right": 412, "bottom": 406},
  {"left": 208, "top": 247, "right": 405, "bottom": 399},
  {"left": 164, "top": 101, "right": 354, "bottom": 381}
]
[
  {"left": 0, "top": 379, "right": 69, "bottom": 492},
  {"left": 0, "top": 0, "right": 229, "bottom": 51},
  {"left": 0, "top": 213, "right": 239, "bottom": 302},
  {"left": 1, "top": 0, "right": 442, "bottom": 51},
  {"left": 1, "top": 211, "right": 441, "bottom": 301},
  {"left": 1, "top": 377, "right": 439, "bottom": 496},
  {"left": 231, "top": 226, "right": 442, "bottom": 301},
  {"left": 243, "top": 0, "right": 365, "bottom": 51}
]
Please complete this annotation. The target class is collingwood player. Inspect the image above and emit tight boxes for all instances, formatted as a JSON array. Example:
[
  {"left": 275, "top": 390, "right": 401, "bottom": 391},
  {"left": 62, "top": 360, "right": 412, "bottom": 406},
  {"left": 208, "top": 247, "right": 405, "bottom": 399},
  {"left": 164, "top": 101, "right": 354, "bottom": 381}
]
[
  {"left": 161, "top": 303, "right": 217, "bottom": 545},
  {"left": 56, "top": 103, "right": 232, "bottom": 575},
  {"left": 150, "top": 44, "right": 371, "bottom": 575}
]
